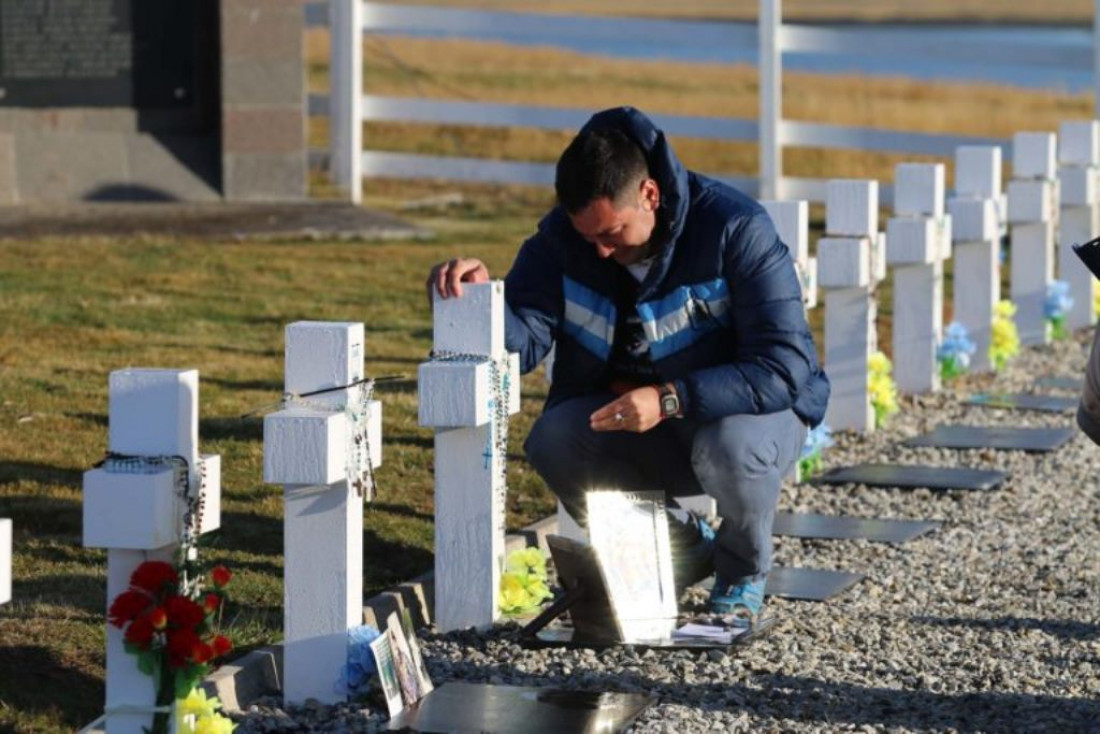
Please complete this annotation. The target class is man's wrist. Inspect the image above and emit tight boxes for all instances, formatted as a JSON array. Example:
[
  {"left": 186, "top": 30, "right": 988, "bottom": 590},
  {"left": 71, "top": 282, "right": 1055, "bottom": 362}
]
[{"left": 657, "top": 382, "right": 682, "bottom": 419}]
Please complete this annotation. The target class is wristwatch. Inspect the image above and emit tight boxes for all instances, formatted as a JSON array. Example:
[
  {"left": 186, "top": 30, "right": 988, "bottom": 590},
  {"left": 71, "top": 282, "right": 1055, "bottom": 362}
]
[{"left": 657, "top": 383, "right": 682, "bottom": 419}]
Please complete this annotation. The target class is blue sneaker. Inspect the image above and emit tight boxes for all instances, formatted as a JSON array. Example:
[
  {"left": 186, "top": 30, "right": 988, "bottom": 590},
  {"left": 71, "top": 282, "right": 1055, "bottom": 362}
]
[{"left": 708, "top": 576, "right": 766, "bottom": 625}]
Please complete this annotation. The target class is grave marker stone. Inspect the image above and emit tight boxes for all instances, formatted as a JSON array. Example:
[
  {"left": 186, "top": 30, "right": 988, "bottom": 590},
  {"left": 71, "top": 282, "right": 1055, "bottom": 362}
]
[
  {"left": 1058, "top": 120, "right": 1099, "bottom": 331},
  {"left": 1008, "top": 132, "right": 1059, "bottom": 345},
  {"left": 887, "top": 163, "right": 949, "bottom": 393},
  {"left": 949, "top": 146, "right": 1003, "bottom": 372},
  {"left": 263, "top": 321, "right": 382, "bottom": 705},
  {"left": 820, "top": 180, "right": 882, "bottom": 432},
  {"left": 82, "top": 369, "right": 221, "bottom": 734},
  {"left": 418, "top": 282, "right": 520, "bottom": 632},
  {"left": 762, "top": 199, "right": 817, "bottom": 309}
]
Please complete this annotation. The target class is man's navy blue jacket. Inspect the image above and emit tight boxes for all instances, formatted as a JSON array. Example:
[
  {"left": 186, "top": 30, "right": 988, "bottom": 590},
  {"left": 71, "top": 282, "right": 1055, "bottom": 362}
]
[{"left": 503, "top": 107, "right": 830, "bottom": 428}]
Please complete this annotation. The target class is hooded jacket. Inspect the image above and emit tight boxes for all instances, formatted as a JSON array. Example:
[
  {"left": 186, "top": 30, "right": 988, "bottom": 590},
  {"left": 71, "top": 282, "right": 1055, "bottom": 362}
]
[{"left": 503, "top": 107, "right": 830, "bottom": 427}]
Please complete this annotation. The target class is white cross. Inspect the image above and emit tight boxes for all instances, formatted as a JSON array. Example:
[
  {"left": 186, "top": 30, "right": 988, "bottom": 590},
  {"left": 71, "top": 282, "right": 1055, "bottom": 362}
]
[
  {"left": 263, "top": 321, "right": 382, "bottom": 706},
  {"left": 1008, "top": 131, "right": 1059, "bottom": 345},
  {"left": 949, "top": 146, "right": 1003, "bottom": 373},
  {"left": 418, "top": 281, "right": 520, "bottom": 632},
  {"left": 819, "top": 179, "right": 882, "bottom": 433},
  {"left": 1057, "top": 120, "right": 1100, "bottom": 331},
  {"left": 82, "top": 369, "right": 221, "bottom": 734},
  {"left": 886, "top": 162, "right": 950, "bottom": 394}
]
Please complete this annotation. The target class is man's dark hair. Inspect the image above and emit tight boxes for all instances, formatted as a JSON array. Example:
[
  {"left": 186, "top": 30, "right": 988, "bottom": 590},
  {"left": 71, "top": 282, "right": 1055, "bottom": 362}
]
[{"left": 555, "top": 129, "right": 650, "bottom": 214}]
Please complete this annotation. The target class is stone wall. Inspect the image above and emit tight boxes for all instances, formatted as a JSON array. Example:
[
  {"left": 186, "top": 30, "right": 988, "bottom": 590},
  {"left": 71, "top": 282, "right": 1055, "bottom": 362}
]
[{"left": 0, "top": 0, "right": 306, "bottom": 204}]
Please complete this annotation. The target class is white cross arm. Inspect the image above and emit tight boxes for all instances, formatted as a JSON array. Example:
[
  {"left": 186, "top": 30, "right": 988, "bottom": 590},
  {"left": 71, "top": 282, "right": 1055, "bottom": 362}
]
[{"left": 0, "top": 519, "right": 10, "bottom": 605}]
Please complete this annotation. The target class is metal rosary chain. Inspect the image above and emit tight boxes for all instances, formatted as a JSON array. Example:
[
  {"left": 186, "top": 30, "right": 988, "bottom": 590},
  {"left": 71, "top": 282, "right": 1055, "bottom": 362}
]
[
  {"left": 291, "top": 379, "right": 378, "bottom": 500},
  {"left": 98, "top": 452, "right": 208, "bottom": 594},
  {"left": 428, "top": 350, "right": 512, "bottom": 529}
]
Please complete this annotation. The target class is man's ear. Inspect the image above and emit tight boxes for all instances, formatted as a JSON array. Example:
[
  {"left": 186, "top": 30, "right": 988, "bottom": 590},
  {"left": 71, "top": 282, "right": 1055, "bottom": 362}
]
[{"left": 640, "top": 178, "right": 660, "bottom": 212}]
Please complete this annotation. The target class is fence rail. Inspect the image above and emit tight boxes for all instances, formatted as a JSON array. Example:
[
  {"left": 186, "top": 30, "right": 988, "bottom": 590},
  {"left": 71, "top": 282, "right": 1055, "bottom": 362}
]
[{"left": 314, "top": 0, "right": 1099, "bottom": 203}]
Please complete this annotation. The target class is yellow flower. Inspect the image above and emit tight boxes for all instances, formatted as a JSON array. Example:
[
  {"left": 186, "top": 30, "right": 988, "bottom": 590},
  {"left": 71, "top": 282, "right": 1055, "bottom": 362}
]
[
  {"left": 177, "top": 688, "right": 220, "bottom": 722},
  {"left": 1093, "top": 287, "right": 1100, "bottom": 318},
  {"left": 990, "top": 300, "right": 1020, "bottom": 370},
  {"left": 506, "top": 547, "right": 547, "bottom": 578},
  {"left": 499, "top": 572, "right": 532, "bottom": 614},
  {"left": 194, "top": 712, "right": 236, "bottom": 734},
  {"left": 868, "top": 351, "right": 893, "bottom": 376}
]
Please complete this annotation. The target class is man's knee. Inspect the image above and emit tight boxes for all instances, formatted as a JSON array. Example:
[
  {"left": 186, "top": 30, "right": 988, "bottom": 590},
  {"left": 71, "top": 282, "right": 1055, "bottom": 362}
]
[{"left": 691, "top": 411, "right": 804, "bottom": 487}]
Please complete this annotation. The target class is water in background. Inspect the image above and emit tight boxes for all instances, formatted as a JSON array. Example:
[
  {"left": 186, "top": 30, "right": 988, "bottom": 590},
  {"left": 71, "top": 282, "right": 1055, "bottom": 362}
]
[{"left": 381, "top": 11, "right": 1092, "bottom": 92}]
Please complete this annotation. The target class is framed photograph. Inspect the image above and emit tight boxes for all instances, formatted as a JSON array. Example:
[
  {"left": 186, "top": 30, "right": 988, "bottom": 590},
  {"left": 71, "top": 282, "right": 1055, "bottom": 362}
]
[
  {"left": 585, "top": 490, "right": 677, "bottom": 642},
  {"left": 369, "top": 632, "right": 404, "bottom": 717},
  {"left": 399, "top": 608, "right": 435, "bottom": 696},
  {"left": 386, "top": 613, "right": 425, "bottom": 705}
]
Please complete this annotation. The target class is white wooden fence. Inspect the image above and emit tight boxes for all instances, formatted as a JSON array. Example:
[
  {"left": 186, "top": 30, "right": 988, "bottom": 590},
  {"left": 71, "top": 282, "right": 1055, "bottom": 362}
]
[{"left": 310, "top": 0, "right": 1100, "bottom": 204}]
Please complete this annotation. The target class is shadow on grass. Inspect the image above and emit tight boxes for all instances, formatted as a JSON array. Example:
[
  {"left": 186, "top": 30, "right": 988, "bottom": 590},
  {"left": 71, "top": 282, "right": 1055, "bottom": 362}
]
[
  {"left": 913, "top": 615, "right": 1100, "bottom": 641},
  {"left": 0, "top": 645, "right": 103, "bottom": 731},
  {"left": 13, "top": 573, "right": 105, "bottom": 616},
  {"left": 0, "top": 461, "right": 84, "bottom": 489},
  {"left": 0, "top": 491, "right": 82, "bottom": 536},
  {"left": 363, "top": 528, "right": 433, "bottom": 597},
  {"left": 369, "top": 501, "right": 434, "bottom": 523},
  {"left": 200, "top": 416, "right": 264, "bottom": 443},
  {"left": 219, "top": 510, "right": 285, "bottom": 558},
  {"left": 385, "top": 434, "right": 434, "bottom": 450},
  {"left": 204, "top": 376, "right": 284, "bottom": 393},
  {"left": 442, "top": 660, "right": 1100, "bottom": 733}
]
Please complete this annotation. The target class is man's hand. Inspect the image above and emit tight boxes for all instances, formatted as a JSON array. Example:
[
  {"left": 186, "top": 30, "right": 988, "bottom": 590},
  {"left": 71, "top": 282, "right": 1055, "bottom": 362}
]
[
  {"left": 590, "top": 386, "right": 663, "bottom": 433},
  {"left": 426, "top": 258, "right": 490, "bottom": 306}
]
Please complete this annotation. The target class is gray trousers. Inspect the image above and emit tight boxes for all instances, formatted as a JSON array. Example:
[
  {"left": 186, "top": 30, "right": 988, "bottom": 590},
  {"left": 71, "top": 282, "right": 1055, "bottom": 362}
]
[{"left": 524, "top": 393, "right": 807, "bottom": 584}]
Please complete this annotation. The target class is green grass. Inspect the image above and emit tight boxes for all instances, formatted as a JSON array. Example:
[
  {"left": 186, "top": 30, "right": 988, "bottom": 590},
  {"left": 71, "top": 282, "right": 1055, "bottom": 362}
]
[{"left": 0, "top": 191, "right": 566, "bottom": 733}]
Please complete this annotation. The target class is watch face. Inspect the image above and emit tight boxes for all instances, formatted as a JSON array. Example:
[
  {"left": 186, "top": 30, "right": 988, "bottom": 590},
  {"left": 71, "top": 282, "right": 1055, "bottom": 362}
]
[{"left": 661, "top": 394, "right": 679, "bottom": 416}]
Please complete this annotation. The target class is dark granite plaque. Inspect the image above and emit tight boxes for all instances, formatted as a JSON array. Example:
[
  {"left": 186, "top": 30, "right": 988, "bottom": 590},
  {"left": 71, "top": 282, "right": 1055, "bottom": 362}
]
[
  {"left": 387, "top": 682, "right": 656, "bottom": 733},
  {"left": 0, "top": 0, "right": 196, "bottom": 107},
  {"left": 1035, "top": 376, "right": 1084, "bottom": 392},
  {"left": 902, "top": 425, "right": 1075, "bottom": 452},
  {"left": 965, "top": 393, "right": 1077, "bottom": 413},
  {"left": 701, "top": 568, "right": 864, "bottom": 602},
  {"left": 772, "top": 512, "right": 941, "bottom": 544},
  {"left": 815, "top": 463, "right": 1007, "bottom": 491}
]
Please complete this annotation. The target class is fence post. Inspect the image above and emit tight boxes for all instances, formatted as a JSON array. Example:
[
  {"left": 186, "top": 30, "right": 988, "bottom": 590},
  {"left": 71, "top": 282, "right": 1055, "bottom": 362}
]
[
  {"left": 759, "top": 0, "right": 782, "bottom": 200},
  {"left": 418, "top": 282, "right": 520, "bottom": 632},
  {"left": 330, "top": 0, "right": 363, "bottom": 204},
  {"left": 1008, "top": 132, "right": 1059, "bottom": 345},
  {"left": 1058, "top": 120, "right": 1099, "bottom": 331},
  {"left": 949, "top": 146, "right": 1003, "bottom": 373},
  {"left": 820, "top": 180, "right": 881, "bottom": 433}
]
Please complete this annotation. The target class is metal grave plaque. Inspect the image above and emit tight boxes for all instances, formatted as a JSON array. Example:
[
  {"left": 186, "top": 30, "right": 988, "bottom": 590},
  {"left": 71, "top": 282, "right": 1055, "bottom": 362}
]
[
  {"left": 702, "top": 567, "right": 864, "bottom": 602},
  {"left": 0, "top": 0, "right": 197, "bottom": 107},
  {"left": 1035, "top": 376, "right": 1084, "bottom": 392},
  {"left": 815, "top": 463, "right": 1007, "bottom": 491},
  {"left": 386, "top": 682, "right": 656, "bottom": 733},
  {"left": 902, "top": 425, "right": 1075, "bottom": 452},
  {"left": 773, "top": 512, "right": 941, "bottom": 543},
  {"left": 965, "top": 393, "right": 1077, "bottom": 413}
]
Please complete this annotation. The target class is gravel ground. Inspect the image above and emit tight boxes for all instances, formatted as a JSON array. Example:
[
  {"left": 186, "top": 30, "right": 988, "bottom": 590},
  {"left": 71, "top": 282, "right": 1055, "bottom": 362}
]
[{"left": 231, "top": 333, "right": 1100, "bottom": 733}]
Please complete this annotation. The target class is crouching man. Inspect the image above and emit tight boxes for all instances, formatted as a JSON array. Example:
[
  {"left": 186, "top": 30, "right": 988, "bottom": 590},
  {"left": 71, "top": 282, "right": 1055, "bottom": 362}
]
[{"left": 426, "top": 107, "right": 829, "bottom": 625}]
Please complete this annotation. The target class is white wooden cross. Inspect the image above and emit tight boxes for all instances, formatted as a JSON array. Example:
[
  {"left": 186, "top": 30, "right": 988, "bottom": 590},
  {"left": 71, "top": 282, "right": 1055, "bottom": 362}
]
[
  {"left": 819, "top": 180, "right": 883, "bottom": 433},
  {"left": 1058, "top": 120, "right": 1100, "bottom": 332},
  {"left": 948, "top": 146, "right": 1003, "bottom": 373},
  {"left": 418, "top": 281, "right": 520, "bottom": 633},
  {"left": 762, "top": 199, "right": 817, "bottom": 310},
  {"left": 82, "top": 369, "right": 221, "bottom": 734},
  {"left": 886, "top": 163, "right": 950, "bottom": 394},
  {"left": 1008, "top": 131, "right": 1059, "bottom": 345},
  {"left": 263, "top": 321, "right": 382, "bottom": 706},
  {"left": 0, "top": 518, "right": 10, "bottom": 606}
]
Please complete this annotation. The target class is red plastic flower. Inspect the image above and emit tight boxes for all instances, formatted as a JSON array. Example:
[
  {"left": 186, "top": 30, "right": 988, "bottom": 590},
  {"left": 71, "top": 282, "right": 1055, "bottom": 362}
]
[
  {"left": 203, "top": 593, "right": 222, "bottom": 615},
  {"left": 124, "top": 614, "right": 156, "bottom": 649},
  {"left": 212, "top": 635, "right": 232, "bottom": 658},
  {"left": 149, "top": 606, "right": 168, "bottom": 630},
  {"left": 165, "top": 595, "right": 205, "bottom": 630},
  {"left": 108, "top": 590, "right": 152, "bottom": 629},
  {"left": 210, "top": 565, "right": 232, "bottom": 589},
  {"left": 129, "top": 561, "right": 178, "bottom": 595},
  {"left": 167, "top": 628, "right": 201, "bottom": 668},
  {"left": 191, "top": 641, "right": 215, "bottom": 665}
]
